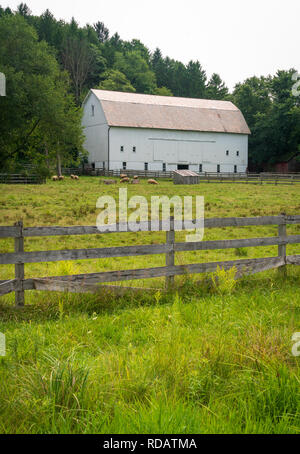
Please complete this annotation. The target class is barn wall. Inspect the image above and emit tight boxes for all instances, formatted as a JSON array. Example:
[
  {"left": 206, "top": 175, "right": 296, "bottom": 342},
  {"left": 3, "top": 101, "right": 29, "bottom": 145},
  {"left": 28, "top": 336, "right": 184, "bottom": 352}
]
[
  {"left": 82, "top": 93, "right": 109, "bottom": 168},
  {"left": 109, "top": 127, "right": 248, "bottom": 172}
]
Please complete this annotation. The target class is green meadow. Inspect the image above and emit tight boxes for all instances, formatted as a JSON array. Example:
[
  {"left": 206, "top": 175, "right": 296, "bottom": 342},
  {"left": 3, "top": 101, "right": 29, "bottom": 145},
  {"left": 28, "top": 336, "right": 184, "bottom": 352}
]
[{"left": 0, "top": 177, "right": 300, "bottom": 434}]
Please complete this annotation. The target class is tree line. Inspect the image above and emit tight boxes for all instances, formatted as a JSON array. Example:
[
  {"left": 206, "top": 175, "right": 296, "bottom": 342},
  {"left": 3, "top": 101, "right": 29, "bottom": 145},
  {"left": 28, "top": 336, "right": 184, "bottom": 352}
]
[{"left": 0, "top": 3, "right": 299, "bottom": 173}]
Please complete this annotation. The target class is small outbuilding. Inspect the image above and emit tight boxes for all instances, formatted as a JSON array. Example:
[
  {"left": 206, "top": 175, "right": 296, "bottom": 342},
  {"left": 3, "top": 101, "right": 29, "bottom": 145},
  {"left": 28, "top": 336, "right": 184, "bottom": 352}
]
[{"left": 173, "top": 170, "right": 200, "bottom": 185}]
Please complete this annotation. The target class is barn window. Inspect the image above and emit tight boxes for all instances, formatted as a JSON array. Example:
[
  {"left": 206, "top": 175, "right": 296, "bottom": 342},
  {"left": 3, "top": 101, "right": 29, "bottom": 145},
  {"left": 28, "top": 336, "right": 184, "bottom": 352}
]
[
  {"left": 122, "top": 162, "right": 127, "bottom": 170},
  {"left": 234, "top": 165, "right": 237, "bottom": 173},
  {"left": 163, "top": 163, "right": 166, "bottom": 172},
  {"left": 91, "top": 105, "right": 95, "bottom": 117},
  {"left": 236, "top": 151, "right": 239, "bottom": 156},
  {"left": 199, "top": 164, "right": 203, "bottom": 173},
  {"left": 144, "top": 163, "right": 148, "bottom": 171},
  {"left": 120, "top": 146, "right": 124, "bottom": 152},
  {"left": 226, "top": 150, "right": 229, "bottom": 156},
  {"left": 133, "top": 146, "right": 136, "bottom": 153},
  {"left": 217, "top": 165, "right": 220, "bottom": 173}
]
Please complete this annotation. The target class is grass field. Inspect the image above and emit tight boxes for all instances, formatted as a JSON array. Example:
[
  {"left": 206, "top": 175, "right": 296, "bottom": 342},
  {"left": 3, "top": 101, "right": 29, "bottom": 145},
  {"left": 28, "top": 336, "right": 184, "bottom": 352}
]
[{"left": 0, "top": 177, "right": 300, "bottom": 434}]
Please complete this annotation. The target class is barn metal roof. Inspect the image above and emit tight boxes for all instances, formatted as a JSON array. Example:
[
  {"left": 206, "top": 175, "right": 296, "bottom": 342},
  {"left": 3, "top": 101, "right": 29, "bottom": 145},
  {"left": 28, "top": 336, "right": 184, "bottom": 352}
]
[
  {"left": 174, "top": 170, "right": 199, "bottom": 177},
  {"left": 90, "top": 89, "right": 251, "bottom": 135}
]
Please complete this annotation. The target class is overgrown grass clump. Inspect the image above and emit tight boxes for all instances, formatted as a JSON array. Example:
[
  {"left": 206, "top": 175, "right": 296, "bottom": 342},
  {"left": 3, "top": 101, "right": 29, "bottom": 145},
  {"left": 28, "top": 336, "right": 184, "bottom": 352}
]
[{"left": 0, "top": 269, "right": 300, "bottom": 434}]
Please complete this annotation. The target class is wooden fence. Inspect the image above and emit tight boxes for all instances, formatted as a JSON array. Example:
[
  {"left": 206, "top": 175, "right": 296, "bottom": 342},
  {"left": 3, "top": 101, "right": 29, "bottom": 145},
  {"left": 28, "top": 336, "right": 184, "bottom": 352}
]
[
  {"left": 62, "top": 168, "right": 173, "bottom": 179},
  {"left": 61, "top": 168, "right": 300, "bottom": 184},
  {"left": 0, "top": 174, "right": 46, "bottom": 185},
  {"left": 198, "top": 172, "right": 300, "bottom": 185},
  {"left": 92, "top": 169, "right": 174, "bottom": 179},
  {"left": 1, "top": 214, "right": 300, "bottom": 307},
  {"left": 3, "top": 170, "right": 300, "bottom": 185}
]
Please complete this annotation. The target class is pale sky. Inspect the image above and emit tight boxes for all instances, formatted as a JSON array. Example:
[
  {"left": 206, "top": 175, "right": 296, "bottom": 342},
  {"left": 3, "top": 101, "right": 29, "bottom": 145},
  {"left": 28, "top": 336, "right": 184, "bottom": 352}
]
[{"left": 3, "top": 0, "right": 300, "bottom": 91}]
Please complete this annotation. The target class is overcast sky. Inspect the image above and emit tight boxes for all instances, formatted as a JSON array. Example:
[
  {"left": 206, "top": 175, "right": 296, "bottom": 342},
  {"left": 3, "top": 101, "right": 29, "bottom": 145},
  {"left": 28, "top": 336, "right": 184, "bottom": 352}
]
[{"left": 3, "top": 0, "right": 300, "bottom": 91}]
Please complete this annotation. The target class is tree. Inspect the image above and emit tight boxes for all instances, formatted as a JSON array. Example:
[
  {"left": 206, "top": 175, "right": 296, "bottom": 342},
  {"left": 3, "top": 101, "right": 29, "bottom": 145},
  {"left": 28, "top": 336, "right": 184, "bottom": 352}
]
[
  {"left": 41, "top": 72, "right": 85, "bottom": 176},
  {"left": 61, "top": 34, "right": 95, "bottom": 104},
  {"left": 206, "top": 73, "right": 228, "bottom": 100},
  {"left": 151, "top": 48, "right": 169, "bottom": 89},
  {"left": 37, "top": 9, "right": 64, "bottom": 51},
  {"left": 0, "top": 5, "right": 13, "bottom": 17},
  {"left": 123, "top": 39, "right": 150, "bottom": 63},
  {"left": 93, "top": 21, "right": 109, "bottom": 43},
  {"left": 100, "top": 33, "right": 123, "bottom": 68},
  {"left": 232, "top": 71, "right": 300, "bottom": 169},
  {"left": 172, "top": 61, "right": 189, "bottom": 97},
  {"left": 0, "top": 14, "right": 84, "bottom": 171},
  {"left": 185, "top": 60, "right": 207, "bottom": 98},
  {"left": 16, "top": 3, "right": 31, "bottom": 16},
  {"left": 232, "top": 76, "right": 272, "bottom": 129},
  {"left": 251, "top": 70, "right": 300, "bottom": 166},
  {"left": 114, "top": 50, "right": 156, "bottom": 94},
  {"left": 86, "top": 43, "right": 107, "bottom": 89},
  {"left": 97, "top": 69, "right": 135, "bottom": 92},
  {"left": 154, "top": 86, "right": 173, "bottom": 96}
]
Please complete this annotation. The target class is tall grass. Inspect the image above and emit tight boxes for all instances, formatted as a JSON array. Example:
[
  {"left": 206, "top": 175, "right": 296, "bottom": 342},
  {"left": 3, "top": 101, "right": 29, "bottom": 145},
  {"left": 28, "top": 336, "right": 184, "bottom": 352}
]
[
  {"left": 0, "top": 268, "right": 300, "bottom": 433},
  {"left": 0, "top": 178, "right": 300, "bottom": 433}
]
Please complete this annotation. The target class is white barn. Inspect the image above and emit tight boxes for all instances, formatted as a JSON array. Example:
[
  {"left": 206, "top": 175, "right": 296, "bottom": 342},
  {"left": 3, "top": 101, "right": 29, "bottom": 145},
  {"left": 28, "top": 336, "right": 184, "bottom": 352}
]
[{"left": 82, "top": 90, "right": 250, "bottom": 173}]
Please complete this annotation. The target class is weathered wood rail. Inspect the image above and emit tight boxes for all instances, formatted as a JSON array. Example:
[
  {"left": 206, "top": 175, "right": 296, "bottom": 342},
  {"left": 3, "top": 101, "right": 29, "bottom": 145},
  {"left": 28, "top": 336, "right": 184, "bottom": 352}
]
[
  {"left": 101, "top": 169, "right": 174, "bottom": 179},
  {"left": 0, "top": 214, "right": 300, "bottom": 307},
  {"left": 61, "top": 169, "right": 300, "bottom": 184},
  {"left": 62, "top": 168, "right": 174, "bottom": 179},
  {"left": 199, "top": 172, "right": 300, "bottom": 185},
  {"left": 0, "top": 174, "right": 46, "bottom": 184},
  {"left": 200, "top": 172, "right": 300, "bottom": 185}
]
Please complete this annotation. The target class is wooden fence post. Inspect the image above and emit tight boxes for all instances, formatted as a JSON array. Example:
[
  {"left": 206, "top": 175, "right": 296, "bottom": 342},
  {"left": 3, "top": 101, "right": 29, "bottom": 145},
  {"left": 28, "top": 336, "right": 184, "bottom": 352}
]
[
  {"left": 166, "top": 217, "right": 175, "bottom": 289},
  {"left": 278, "top": 214, "right": 287, "bottom": 276},
  {"left": 14, "top": 220, "right": 25, "bottom": 307}
]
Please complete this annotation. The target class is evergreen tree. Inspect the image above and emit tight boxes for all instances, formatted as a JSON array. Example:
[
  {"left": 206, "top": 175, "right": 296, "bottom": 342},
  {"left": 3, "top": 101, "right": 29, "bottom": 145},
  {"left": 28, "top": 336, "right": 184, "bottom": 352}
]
[
  {"left": 16, "top": 2, "right": 31, "bottom": 16},
  {"left": 206, "top": 73, "right": 228, "bottom": 100},
  {"left": 94, "top": 21, "right": 109, "bottom": 43}
]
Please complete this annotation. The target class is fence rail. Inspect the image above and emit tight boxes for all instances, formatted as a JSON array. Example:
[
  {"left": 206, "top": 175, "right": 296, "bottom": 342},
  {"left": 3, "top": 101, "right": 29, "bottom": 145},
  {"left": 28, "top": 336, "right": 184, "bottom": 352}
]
[
  {"left": 0, "top": 214, "right": 300, "bottom": 306},
  {"left": 3, "top": 170, "right": 300, "bottom": 185},
  {"left": 62, "top": 168, "right": 174, "bottom": 179},
  {"left": 198, "top": 172, "right": 300, "bottom": 185},
  {"left": 98, "top": 169, "right": 174, "bottom": 179},
  {"left": 60, "top": 168, "right": 300, "bottom": 184},
  {"left": 0, "top": 174, "right": 46, "bottom": 185}
]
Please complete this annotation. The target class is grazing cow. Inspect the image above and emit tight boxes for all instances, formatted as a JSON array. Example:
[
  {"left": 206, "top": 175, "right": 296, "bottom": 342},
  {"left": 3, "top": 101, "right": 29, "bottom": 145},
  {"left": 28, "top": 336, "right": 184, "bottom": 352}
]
[
  {"left": 58, "top": 176, "right": 65, "bottom": 181},
  {"left": 120, "top": 174, "right": 127, "bottom": 179},
  {"left": 148, "top": 179, "right": 158, "bottom": 185},
  {"left": 52, "top": 176, "right": 58, "bottom": 181},
  {"left": 120, "top": 177, "right": 130, "bottom": 183}
]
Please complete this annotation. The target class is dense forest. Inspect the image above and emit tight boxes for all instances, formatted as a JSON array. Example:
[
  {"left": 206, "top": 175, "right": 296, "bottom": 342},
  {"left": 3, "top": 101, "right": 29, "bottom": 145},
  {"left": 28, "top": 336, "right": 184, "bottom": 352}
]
[{"left": 0, "top": 3, "right": 299, "bottom": 173}]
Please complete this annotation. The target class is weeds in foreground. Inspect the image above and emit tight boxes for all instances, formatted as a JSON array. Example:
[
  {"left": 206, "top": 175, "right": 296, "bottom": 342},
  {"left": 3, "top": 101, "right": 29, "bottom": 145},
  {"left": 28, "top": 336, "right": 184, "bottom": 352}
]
[
  {"left": 211, "top": 266, "right": 237, "bottom": 295},
  {"left": 0, "top": 269, "right": 300, "bottom": 434}
]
